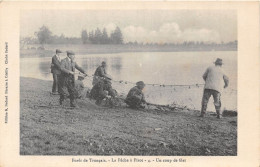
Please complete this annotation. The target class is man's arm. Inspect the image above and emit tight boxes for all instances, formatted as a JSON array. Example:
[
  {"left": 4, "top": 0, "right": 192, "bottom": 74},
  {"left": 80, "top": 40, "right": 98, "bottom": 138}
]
[
  {"left": 75, "top": 62, "right": 86, "bottom": 74},
  {"left": 223, "top": 75, "right": 229, "bottom": 88},
  {"left": 100, "top": 67, "right": 106, "bottom": 77},
  {"left": 141, "top": 93, "right": 146, "bottom": 103},
  {"left": 202, "top": 68, "right": 209, "bottom": 81}
]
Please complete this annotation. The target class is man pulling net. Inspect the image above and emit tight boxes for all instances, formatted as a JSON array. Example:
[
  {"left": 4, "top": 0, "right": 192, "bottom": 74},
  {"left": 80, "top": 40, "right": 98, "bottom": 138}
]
[
  {"left": 125, "top": 81, "right": 147, "bottom": 109},
  {"left": 90, "top": 75, "right": 117, "bottom": 105},
  {"left": 59, "top": 51, "right": 88, "bottom": 108}
]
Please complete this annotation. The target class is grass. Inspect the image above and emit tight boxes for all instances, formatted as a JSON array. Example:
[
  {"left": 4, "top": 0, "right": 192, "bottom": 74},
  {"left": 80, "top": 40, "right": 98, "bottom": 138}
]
[{"left": 20, "top": 77, "right": 237, "bottom": 155}]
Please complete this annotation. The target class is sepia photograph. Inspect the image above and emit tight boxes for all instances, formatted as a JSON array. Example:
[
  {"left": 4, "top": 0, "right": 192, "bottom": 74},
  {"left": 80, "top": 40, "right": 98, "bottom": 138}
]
[{"left": 19, "top": 9, "right": 238, "bottom": 156}]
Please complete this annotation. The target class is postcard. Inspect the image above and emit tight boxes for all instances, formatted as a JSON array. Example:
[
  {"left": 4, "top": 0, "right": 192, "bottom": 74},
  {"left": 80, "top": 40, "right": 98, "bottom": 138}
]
[{"left": 0, "top": 1, "right": 259, "bottom": 167}]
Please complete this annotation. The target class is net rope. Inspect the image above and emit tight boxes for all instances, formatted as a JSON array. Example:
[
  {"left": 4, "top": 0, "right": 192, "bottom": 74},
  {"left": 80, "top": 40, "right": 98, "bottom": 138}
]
[{"left": 80, "top": 74, "right": 237, "bottom": 111}]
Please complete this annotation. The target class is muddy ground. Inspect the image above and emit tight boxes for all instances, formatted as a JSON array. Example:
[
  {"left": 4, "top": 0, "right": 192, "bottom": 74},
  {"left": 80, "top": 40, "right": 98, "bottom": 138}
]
[{"left": 20, "top": 77, "right": 237, "bottom": 155}]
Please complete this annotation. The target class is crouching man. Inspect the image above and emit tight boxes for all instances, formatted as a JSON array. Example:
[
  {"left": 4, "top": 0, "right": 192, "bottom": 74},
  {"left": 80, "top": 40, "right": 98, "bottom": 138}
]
[
  {"left": 125, "top": 81, "right": 147, "bottom": 109},
  {"left": 200, "top": 58, "right": 229, "bottom": 119},
  {"left": 90, "top": 76, "right": 116, "bottom": 105},
  {"left": 75, "top": 75, "right": 89, "bottom": 99}
]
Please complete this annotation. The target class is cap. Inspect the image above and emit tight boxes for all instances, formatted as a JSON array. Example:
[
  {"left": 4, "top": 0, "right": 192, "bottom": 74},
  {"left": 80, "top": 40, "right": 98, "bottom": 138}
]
[
  {"left": 214, "top": 58, "right": 223, "bottom": 65},
  {"left": 56, "top": 49, "right": 62, "bottom": 54},
  {"left": 136, "top": 81, "right": 145, "bottom": 86},
  {"left": 66, "top": 50, "right": 75, "bottom": 55}
]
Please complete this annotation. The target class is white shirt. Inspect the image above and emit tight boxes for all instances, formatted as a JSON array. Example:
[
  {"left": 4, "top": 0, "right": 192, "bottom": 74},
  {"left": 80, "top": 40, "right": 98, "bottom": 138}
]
[{"left": 203, "top": 65, "right": 229, "bottom": 93}]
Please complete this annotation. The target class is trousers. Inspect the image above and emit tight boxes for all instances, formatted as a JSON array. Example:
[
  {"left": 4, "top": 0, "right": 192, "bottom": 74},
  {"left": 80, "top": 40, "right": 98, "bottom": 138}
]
[
  {"left": 59, "top": 75, "right": 77, "bottom": 106},
  {"left": 201, "top": 89, "right": 221, "bottom": 115},
  {"left": 52, "top": 73, "right": 61, "bottom": 93}
]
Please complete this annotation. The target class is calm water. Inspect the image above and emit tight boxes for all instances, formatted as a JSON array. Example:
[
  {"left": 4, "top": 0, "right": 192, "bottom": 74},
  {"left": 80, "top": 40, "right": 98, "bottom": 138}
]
[{"left": 20, "top": 51, "right": 237, "bottom": 110}]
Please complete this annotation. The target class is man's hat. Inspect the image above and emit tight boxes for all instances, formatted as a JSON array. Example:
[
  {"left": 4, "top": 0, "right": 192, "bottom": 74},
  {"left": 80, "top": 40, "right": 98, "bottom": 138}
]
[
  {"left": 78, "top": 75, "right": 85, "bottom": 80},
  {"left": 66, "top": 50, "right": 75, "bottom": 55},
  {"left": 214, "top": 58, "right": 223, "bottom": 65},
  {"left": 102, "top": 61, "right": 106, "bottom": 65},
  {"left": 56, "top": 49, "right": 62, "bottom": 54},
  {"left": 136, "top": 81, "right": 145, "bottom": 86}
]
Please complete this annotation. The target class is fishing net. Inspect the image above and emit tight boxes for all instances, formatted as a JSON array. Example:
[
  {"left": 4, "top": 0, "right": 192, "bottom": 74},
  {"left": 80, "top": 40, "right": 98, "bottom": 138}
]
[{"left": 81, "top": 75, "right": 237, "bottom": 111}]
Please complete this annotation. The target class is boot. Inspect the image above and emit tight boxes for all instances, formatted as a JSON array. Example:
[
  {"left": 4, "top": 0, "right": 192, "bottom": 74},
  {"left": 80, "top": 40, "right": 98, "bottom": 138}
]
[
  {"left": 59, "top": 98, "right": 64, "bottom": 105},
  {"left": 216, "top": 110, "right": 222, "bottom": 119},
  {"left": 199, "top": 113, "right": 205, "bottom": 117},
  {"left": 70, "top": 99, "right": 79, "bottom": 108}
]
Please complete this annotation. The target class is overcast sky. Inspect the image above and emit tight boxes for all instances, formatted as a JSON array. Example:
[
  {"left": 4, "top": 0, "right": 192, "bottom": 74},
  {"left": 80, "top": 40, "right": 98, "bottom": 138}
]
[{"left": 21, "top": 10, "right": 237, "bottom": 43}]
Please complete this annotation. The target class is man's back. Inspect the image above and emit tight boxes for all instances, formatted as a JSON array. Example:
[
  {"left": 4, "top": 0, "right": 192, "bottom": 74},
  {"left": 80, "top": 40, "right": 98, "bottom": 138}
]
[
  {"left": 51, "top": 55, "right": 61, "bottom": 74},
  {"left": 203, "top": 66, "right": 228, "bottom": 93}
]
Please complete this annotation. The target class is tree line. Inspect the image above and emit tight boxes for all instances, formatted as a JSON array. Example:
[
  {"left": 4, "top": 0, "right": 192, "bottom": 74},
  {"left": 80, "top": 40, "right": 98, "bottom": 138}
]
[
  {"left": 32, "top": 25, "right": 123, "bottom": 45},
  {"left": 21, "top": 25, "right": 237, "bottom": 50}
]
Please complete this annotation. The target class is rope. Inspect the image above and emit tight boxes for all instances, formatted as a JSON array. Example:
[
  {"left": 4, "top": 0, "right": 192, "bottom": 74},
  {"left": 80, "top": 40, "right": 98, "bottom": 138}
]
[{"left": 42, "top": 71, "right": 237, "bottom": 111}]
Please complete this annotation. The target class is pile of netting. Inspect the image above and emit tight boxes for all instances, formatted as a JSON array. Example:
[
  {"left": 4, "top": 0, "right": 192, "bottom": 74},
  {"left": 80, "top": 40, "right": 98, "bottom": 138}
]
[{"left": 81, "top": 75, "right": 237, "bottom": 112}]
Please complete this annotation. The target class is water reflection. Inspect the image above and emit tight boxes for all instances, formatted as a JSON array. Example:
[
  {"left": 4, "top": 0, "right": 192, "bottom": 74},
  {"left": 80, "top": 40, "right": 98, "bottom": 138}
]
[
  {"left": 109, "top": 57, "right": 122, "bottom": 76},
  {"left": 39, "top": 61, "right": 51, "bottom": 72}
]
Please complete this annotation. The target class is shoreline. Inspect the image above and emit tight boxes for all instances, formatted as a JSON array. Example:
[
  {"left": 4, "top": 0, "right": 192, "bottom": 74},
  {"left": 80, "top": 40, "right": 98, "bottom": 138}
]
[
  {"left": 20, "top": 44, "right": 237, "bottom": 57},
  {"left": 20, "top": 77, "right": 237, "bottom": 155}
]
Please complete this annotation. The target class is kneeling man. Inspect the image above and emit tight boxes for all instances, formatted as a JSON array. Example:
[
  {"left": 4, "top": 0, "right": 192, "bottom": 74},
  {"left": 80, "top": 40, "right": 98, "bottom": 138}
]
[
  {"left": 90, "top": 76, "right": 116, "bottom": 105},
  {"left": 125, "top": 81, "right": 146, "bottom": 109}
]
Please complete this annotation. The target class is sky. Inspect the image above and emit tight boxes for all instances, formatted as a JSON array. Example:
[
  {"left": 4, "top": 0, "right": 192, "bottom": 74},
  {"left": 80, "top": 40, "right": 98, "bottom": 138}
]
[{"left": 20, "top": 10, "right": 237, "bottom": 43}]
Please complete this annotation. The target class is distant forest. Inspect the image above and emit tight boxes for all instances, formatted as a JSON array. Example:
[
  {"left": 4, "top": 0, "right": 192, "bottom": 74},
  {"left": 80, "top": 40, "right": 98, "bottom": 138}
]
[{"left": 21, "top": 25, "right": 237, "bottom": 50}]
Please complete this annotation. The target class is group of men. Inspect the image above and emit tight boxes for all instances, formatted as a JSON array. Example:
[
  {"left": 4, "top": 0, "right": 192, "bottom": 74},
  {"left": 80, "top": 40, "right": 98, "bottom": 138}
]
[
  {"left": 50, "top": 49, "right": 146, "bottom": 109},
  {"left": 51, "top": 49, "right": 229, "bottom": 119},
  {"left": 51, "top": 49, "right": 87, "bottom": 107}
]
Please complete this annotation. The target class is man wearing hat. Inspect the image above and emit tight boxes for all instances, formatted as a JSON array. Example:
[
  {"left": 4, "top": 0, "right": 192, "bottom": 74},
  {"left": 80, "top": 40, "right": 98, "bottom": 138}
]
[
  {"left": 92, "top": 61, "right": 108, "bottom": 86},
  {"left": 200, "top": 58, "right": 229, "bottom": 119},
  {"left": 50, "top": 49, "right": 62, "bottom": 94},
  {"left": 125, "top": 81, "right": 147, "bottom": 109},
  {"left": 59, "top": 51, "right": 87, "bottom": 108},
  {"left": 90, "top": 76, "right": 116, "bottom": 105}
]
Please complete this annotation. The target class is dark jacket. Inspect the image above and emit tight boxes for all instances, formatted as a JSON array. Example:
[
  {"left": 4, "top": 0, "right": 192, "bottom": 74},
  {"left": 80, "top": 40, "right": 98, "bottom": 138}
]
[
  {"left": 90, "top": 80, "right": 116, "bottom": 100},
  {"left": 60, "top": 57, "right": 85, "bottom": 80},
  {"left": 94, "top": 66, "right": 107, "bottom": 77},
  {"left": 126, "top": 86, "right": 146, "bottom": 103},
  {"left": 51, "top": 55, "right": 61, "bottom": 74}
]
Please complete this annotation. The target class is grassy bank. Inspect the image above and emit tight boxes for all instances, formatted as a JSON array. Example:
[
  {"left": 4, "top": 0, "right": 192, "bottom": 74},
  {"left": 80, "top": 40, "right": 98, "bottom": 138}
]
[{"left": 20, "top": 77, "right": 237, "bottom": 155}]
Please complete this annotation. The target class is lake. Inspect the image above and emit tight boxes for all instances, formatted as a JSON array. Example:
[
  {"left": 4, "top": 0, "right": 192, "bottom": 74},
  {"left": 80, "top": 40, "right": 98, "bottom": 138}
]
[{"left": 20, "top": 51, "right": 237, "bottom": 111}]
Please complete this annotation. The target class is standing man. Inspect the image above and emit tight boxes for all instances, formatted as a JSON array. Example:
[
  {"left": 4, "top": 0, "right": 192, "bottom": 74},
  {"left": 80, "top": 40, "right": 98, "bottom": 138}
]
[
  {"left": 51, "top": 49, "right": 62, "bottom": 95},
  {"left": 125, "top": 81, "right": 147, "bottom": 109},
  {"left": 92, "top": 61, "right": 107, "bottom": 85},
  {"left": 59, "top": 51, "right": 87, "bottom": 108},
  {"left": 200, "top": 58, "right": 229, "bottom": 119}
]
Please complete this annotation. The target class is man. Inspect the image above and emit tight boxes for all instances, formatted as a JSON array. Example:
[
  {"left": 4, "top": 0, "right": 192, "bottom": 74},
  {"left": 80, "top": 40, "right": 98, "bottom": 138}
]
[
  {"left": 59, "top": 51, "right": 87, "bottom": 108},
  {"left": 200, "top": 58, "right": 229, "bottom": 119},
  {"left": 75, "top": 75, "right": 89, "bottom": 99},
  {"left": 90, "top": 76, "right": 116, "bottom": 105},
  {"left": 125, "top": 81, "right": 147, "bottom": 109},
  {"left": 50, "top": 49, "right": 62, "bottom": 94},
  {"left": 92, "top": 61, "right": 107, "bottom": 85}
]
